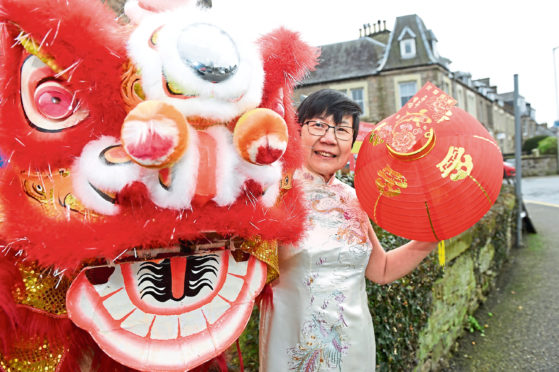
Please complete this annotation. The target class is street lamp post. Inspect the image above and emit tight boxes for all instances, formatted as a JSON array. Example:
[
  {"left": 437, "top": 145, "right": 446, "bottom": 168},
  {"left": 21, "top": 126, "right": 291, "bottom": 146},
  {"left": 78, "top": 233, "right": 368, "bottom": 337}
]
[
  {"left": 553, "top": 46, "right": 559, "bottom": 173},
  {"left": 554, "top": 47, "right": 559, "bottom": 120},
  {"left": 514, "top": 74, "right": 523, "bottom": 247}
]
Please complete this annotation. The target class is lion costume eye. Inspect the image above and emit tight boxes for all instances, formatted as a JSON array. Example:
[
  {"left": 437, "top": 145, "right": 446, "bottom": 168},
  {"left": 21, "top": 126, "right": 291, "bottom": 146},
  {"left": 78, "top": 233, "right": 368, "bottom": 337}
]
[
  {"left": 34, "top": 81, "right": 76, "bottom": 120},
  {"left": 20, "top": 55, "right": 88, "bottom": 132}
]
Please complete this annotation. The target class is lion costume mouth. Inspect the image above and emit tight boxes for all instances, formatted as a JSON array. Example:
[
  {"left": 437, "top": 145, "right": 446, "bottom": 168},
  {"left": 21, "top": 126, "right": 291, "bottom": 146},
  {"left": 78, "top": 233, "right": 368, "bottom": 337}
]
[{"left": 67, "top": 250, "right": 266, "bottom": 371}]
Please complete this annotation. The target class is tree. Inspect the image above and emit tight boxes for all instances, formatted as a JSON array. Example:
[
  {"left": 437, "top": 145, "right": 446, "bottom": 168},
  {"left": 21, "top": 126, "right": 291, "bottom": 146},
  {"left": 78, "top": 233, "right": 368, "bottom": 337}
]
[{"left": 537, "top": 136, "right": 558, "bottom": 155}]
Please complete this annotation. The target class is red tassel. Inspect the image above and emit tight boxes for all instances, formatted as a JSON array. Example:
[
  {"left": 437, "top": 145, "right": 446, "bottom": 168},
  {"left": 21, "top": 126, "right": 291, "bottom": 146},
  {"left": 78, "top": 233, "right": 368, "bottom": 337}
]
[
  {"left": 256, "top": 283, "right": 274, "bottom": 310},
  {"left": 236, "top": 339, "right": 244, "bottom": 372}
]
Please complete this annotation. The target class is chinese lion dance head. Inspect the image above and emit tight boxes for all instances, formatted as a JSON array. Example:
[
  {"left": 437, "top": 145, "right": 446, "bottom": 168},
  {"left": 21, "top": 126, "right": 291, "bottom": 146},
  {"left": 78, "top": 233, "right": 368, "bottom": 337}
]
[{"left": 0, "top": 0, "right": 317, "bottom": 370}]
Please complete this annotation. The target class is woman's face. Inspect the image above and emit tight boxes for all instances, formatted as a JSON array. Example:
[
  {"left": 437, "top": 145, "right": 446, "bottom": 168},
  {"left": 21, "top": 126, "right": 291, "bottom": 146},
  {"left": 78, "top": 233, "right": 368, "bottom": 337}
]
[{"left": 300, "top": 114, "right": 354, "bottom": 181}]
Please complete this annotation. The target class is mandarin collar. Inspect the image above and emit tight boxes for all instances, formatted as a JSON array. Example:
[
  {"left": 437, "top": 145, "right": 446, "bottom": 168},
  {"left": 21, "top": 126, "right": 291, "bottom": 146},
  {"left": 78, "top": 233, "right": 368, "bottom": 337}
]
[{"left": 295, "top": 166, "right": 337, "bottom": 187}]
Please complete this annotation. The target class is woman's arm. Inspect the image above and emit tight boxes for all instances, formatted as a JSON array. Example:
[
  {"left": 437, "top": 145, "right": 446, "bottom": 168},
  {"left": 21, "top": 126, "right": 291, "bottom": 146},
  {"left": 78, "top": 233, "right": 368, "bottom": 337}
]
[{"left": 364, "top": 222, "right": 437, "bottom": 284}]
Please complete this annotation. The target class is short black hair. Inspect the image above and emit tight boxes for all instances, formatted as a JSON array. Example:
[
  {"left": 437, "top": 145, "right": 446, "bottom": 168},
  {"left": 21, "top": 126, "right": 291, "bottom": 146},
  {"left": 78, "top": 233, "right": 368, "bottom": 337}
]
[{"left": 297, "top": 89, "right": 362, "bottom": 144}]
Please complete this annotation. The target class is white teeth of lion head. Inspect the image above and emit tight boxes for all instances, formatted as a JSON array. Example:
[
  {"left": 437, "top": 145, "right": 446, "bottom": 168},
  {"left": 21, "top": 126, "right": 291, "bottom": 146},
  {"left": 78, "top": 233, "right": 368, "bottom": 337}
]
[{"left": 93, "top": 252, "right": 248, "bottom": 340}]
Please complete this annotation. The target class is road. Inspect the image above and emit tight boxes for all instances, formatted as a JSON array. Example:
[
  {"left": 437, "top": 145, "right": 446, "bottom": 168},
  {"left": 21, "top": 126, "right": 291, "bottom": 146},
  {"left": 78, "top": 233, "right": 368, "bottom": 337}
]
[{"left": 520, "top": 175, "right": 559, "bottom": 206}]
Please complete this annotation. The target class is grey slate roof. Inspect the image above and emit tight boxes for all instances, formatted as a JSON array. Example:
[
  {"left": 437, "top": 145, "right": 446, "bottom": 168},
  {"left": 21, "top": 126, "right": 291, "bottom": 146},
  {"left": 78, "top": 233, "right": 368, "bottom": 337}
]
[
  {"left": 378, "top": 14, "right": 450, "bottom": 71},
  {"left": 299, "top": 14, "right": 451, "bottom": 86},
  {"left": 299, "top": 38, "right": 382, "bottom": 85}
]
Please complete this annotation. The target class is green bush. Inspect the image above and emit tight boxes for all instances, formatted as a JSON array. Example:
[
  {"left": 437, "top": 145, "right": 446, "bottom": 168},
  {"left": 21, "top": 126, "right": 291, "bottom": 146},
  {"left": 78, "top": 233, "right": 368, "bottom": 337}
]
[
  {"left": 537, "top": 136, "right": 557, "bottom": 155},
  {"left": 368, "top": 226, "right": 443, "bottom": 371},
  {"left": 522, "top": 135, "right": 547, "bottom": 153}
]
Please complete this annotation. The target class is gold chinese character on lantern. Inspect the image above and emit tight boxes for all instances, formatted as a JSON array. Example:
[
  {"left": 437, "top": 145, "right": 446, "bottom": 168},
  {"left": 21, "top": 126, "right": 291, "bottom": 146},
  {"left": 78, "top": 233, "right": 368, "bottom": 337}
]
[
  {"left": 436, "top": 146, "right": 473, "bottom": 181},
  {"left": 376, "top": 166, "right": 408, "bottom": 197}
]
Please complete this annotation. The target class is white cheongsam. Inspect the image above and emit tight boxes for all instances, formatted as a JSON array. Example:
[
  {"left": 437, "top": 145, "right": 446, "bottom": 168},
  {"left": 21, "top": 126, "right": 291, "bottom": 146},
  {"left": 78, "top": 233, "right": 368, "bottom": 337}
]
[{"left": 260, "top": 167, "right": 376, "bottom": 371}]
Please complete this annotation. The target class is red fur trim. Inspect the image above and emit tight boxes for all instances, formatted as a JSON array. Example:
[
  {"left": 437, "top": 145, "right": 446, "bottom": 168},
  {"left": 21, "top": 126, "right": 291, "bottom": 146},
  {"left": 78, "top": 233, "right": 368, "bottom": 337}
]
[
  {"left": 0, "top": 0, "right": 128, "bottom": 169},
  {"left": 0, "top": 171, "right": 307, "bottom": 271},
  {"left": 0, "top": 259, "right": 20, "bottom": 355},
  {"left": 258, "top": 28, "right": 320, "bottom": 172}
]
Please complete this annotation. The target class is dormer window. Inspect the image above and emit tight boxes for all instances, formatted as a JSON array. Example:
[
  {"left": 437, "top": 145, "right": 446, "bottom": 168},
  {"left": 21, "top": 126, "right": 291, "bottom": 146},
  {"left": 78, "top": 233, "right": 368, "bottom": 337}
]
[
  {"left": 398, "top": 26, "right": 417, "bottom": 59},
  {"left": 400, "top": 39, "right": 416, "bottom": 59},
  {"left": 431, "top": 39, "right": 439, "bottom": 58}
]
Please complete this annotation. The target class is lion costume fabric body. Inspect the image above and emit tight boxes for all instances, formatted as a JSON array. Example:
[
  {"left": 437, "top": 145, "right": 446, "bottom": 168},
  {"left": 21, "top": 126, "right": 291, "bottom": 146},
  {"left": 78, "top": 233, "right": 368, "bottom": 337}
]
[{"left": 0, "top": 0, "right": 318, "bottom": 370}]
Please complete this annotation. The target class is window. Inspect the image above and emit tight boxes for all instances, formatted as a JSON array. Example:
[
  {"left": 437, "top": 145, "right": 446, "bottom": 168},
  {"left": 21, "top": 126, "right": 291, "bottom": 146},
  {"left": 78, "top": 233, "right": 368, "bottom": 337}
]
[
  {"left": 398, "top": 27, "right": 416, "bottom": 59},
  {"left": 350, "top": 88, "right": 364, "bottom": 112},
  {"left": 400, "top": 39, "right": 416, "bottom": 59},
  {"left": 431, "top": 40, "right": 439, "bottom": 58},
  {"left": 442, "top": 81, "right": 450, "bottom": 95},
  {"left": 399, "top": 81, "right": 417, "bottom": 107}
]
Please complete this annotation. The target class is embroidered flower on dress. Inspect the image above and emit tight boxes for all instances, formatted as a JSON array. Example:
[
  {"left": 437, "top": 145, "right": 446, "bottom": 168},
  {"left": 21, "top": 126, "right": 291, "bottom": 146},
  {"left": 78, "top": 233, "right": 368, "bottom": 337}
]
[{"left": 288, "top": 315, "right": 348, "bottom": 372}]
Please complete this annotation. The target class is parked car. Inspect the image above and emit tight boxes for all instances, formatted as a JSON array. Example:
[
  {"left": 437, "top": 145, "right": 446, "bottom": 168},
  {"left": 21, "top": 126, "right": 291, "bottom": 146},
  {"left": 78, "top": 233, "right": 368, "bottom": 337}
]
[{"left": 503, "top": 161, "right": 516, "bottom": 178}]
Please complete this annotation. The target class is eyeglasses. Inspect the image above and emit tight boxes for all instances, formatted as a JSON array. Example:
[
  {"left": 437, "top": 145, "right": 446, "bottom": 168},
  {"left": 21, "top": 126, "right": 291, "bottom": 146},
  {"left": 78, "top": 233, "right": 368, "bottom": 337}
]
[{"left": 303, "top": 120, "right": 354, "bottom": 141}]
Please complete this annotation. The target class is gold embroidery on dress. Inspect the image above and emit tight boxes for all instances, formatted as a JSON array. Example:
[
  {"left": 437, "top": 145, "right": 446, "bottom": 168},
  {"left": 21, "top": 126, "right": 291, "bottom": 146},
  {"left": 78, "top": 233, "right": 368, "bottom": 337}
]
[{"left": 310, "top": 199, "right": 344, "bottom": 215}]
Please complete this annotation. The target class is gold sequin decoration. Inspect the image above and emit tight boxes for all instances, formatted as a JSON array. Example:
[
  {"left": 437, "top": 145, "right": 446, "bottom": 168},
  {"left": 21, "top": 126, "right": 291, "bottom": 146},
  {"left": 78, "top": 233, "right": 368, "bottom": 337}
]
[
  {"left": 12, "top": 262, "right": 70, "bottom": 317},
  {"left": 0, "top": 337, "right": 66, "bottom": 372},
  {"left": 239, "top": 237, "right": 279, "bottom": 284}
]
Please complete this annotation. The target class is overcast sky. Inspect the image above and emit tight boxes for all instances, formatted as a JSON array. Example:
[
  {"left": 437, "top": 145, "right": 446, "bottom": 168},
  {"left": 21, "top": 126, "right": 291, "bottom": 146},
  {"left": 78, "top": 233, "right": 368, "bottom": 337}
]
[{"left": 214, "top": 0, "right": 559, "bottom": 128}]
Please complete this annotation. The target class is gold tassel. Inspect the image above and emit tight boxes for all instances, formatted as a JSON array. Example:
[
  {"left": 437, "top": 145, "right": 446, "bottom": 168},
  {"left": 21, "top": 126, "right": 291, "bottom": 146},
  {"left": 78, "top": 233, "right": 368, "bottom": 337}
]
[{"left": 438, "top": 240, "right": 445, "bottom": 266}]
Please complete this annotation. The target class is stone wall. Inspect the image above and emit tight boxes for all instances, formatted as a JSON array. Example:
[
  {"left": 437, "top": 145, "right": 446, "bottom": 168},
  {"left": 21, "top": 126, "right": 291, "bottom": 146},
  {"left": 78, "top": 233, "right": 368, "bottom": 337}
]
[
  {"left": 415, "top": 188, "right": 517, "bottom": 371},
  {"left": 513, "top": 155, "right": 558, "bottom": 177}
]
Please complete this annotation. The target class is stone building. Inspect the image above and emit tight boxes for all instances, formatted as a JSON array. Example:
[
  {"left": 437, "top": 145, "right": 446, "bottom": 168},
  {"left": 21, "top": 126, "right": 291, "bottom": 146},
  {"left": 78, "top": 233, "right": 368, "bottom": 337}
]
[{"left": 294, "top": 14, "right": 540, "bottom": 154}]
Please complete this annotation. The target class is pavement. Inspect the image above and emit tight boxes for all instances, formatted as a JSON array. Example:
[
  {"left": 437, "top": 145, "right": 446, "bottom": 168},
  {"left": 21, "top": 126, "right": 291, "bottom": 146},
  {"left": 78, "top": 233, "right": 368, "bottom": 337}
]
[{"left": 442, "top": 199, "right": 559, "bottom": 371}]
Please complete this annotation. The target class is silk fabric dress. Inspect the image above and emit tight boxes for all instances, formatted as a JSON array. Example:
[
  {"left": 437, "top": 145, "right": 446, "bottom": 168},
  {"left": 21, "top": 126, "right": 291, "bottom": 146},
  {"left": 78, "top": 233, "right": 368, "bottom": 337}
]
[{"left": 260, "top": 168, "right": 375, "bottom": 371}]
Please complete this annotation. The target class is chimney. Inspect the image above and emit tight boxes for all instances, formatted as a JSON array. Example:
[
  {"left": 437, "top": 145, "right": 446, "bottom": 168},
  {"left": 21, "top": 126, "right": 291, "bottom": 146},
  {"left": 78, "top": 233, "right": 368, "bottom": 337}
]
[
  {"left": 363, "top": 24, "right": 368, "bottom": 35},
  {"left": 377, "top": 19, "right": 381, "bottom": 31},
  {"left": 383, "top": 20, "right": 386, "bottom": 31},
  {"left": 373, "top": 23, "right": 377, "bottom": 33},
  {"left": 359, "top": 28, "right": 362, "bottom": 38}
]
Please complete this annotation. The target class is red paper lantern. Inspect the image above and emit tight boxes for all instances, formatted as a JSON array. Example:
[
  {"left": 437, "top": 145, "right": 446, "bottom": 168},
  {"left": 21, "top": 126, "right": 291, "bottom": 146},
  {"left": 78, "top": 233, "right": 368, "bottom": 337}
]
[{"left": 355, "top": 82, "right": 503, "bottom": 241}]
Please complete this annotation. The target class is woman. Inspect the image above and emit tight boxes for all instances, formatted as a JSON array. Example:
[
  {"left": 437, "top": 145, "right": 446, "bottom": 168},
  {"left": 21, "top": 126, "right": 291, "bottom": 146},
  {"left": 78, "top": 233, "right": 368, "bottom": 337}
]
[{"left": 259, "top": 89, "right": 437, "bottom": 371}]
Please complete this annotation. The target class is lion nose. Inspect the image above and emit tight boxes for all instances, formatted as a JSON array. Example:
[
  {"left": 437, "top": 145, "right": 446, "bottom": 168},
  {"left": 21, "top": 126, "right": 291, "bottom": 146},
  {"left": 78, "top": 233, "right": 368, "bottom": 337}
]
[
  {"left": 177, "top": 23, "right": 239, "bottom": 83},
  {"left": 121, "top": 101, "right": 188, "bottom": 168}
]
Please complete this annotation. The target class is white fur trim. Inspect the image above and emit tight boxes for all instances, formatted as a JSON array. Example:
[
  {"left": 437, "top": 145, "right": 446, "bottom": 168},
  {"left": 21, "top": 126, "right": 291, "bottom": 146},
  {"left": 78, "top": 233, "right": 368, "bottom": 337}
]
[
  {"left": 260, "top": 181, "right": 281, "bottom": 208},
  {"left": 127, "top": 6, "right": 264, "bottom": 122},
  {"left": 239, "top": 161, "right": 282, "bottom": 190},
  {"left": 141, "top": 125, "right": 199, "bottom": 209},
  {"left": 124, "top": 0, "right": 151, "bottom": 24},
  {"left": 72, "top": 136, "right": 142, "bottom": 215}
]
